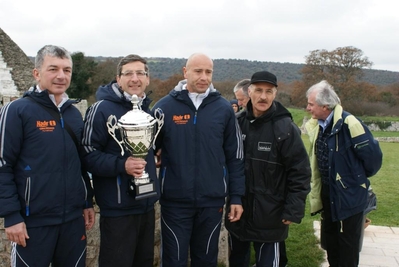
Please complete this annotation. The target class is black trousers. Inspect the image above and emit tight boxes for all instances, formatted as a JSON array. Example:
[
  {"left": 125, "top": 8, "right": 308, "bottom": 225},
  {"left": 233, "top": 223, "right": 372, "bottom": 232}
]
[
  {"left": 229, "top": 234, "right": 288, "bottom": 267},
  {"left": 99, "top": 210, "right": 155, "bottom": 267},
  {"left": 321, "top": 184, "right": 364, "bottom": 267}
]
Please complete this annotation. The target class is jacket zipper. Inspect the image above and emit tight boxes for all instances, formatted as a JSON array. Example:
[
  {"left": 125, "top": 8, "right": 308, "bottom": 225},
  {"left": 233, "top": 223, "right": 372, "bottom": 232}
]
[
  {"left": 335, "top": 134, "right": 339, "bottom": 151},
  {"left": 25, "top": 177, "right": 31, "bottom": 216},
  {"left": 354, "top": 140, "right": 368, "bottom": 149},
  {"left": 60, "top": 113, "right": 65, "bottom": 128},
  {"left": 60, "top": 110, "right": 67, "bottom": 223},
  {"left": 223, "top": 166, "right": 227, "bottom": 193},
  {"left": 161, "top": 167, "right": 166, "bottom": 194},
  {"left": 80, "top": 174, "right": 88, "bottom": 205},
  {"left": 117, "top": 175, "right": 121, "bottom": 204},
  {"left": 336, "top": 174, "right": 347, "bottom": 189},
  {"left": 194, "top": 111, "right": 198, "bottom": 206}
]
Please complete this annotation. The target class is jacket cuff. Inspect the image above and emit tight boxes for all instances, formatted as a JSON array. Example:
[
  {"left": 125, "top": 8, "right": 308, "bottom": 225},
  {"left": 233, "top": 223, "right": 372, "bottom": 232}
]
[
  {"left": 118, "top": 157, "right": 127, "bottom": 174},
  {"left": 86, "top": 199, "right": 94, "bottom": 208},
  {"left": 4, "top": 212, "right": 24, "bottom": 228},
  {"left": 229, "top": 195, "right": 242, "bottom": 206}
]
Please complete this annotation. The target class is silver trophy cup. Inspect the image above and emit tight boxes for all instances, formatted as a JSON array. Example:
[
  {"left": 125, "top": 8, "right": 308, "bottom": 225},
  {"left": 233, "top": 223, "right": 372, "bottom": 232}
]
[{"left": 107, "top": 94, "right": 164, "bottom": 200}]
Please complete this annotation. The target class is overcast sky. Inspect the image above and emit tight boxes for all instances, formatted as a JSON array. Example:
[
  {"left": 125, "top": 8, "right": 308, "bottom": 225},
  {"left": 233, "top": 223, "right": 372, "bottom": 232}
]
[{"left": 1, "top": 0, "right": 398, "bottom": 72}]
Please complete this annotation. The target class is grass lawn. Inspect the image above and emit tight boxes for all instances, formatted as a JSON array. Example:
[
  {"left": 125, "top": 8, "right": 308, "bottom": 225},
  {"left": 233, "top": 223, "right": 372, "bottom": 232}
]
[{"left": 364, "top": 141, "right": 399, "bottom": 227}]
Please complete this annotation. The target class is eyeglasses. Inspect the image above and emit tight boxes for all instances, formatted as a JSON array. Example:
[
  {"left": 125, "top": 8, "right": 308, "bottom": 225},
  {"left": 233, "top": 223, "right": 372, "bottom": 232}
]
[{"left": 120, "top": 70, "right": 147, "bottom": 78}]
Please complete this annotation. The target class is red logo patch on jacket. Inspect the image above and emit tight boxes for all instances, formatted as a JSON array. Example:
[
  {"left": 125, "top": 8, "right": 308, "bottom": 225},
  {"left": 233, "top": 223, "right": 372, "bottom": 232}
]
[
  {"left": 36, "top": 120, "right": 56, "bottom": 132},
  {"left": 173, "top": 114, "right": 190, "bottom": 125}
]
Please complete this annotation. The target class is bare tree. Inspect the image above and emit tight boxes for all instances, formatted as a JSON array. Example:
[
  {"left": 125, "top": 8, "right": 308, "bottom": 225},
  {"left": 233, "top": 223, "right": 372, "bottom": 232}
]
[
  {"left": 329, "top": 46, "right": 373, "bottom": 83},
  {"left": 301, "top": 46, "right": 373, "bottom": 95}
]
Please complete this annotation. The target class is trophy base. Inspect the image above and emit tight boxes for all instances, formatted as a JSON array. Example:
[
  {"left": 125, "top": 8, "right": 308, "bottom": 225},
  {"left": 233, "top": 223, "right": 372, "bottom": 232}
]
[
  {"left": 129, "top": 178, "right": 157, "bottom": 200},
  {"left": 135, "top": 182, "right": 157, "bottom": 200}
]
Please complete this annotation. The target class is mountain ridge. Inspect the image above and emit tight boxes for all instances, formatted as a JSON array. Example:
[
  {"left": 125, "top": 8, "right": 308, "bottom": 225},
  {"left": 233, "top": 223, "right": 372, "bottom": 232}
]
[
  {"left": 99, "top": 56, "right": 399, "bottom": 86},
  {"left": 29, "top": 56, "right": 399, "bottom": 86}
]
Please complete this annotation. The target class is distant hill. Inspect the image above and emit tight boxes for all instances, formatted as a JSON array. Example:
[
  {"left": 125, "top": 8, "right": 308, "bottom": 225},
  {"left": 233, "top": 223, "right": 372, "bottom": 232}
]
[
  {"left": 29, "top": 56, "right": 399, "bottom": 86},
  {"left": 362, "top": 69, "right": 399, "bottom": 86},
  {"left": 147, "top": 58, "right": 399, "bottom": 85},
  {"left": 145, "top": 58, "right": 306, "bottom": 83},
  {"left": 99, "top": 57, "right": 399, "bottom": 86}
]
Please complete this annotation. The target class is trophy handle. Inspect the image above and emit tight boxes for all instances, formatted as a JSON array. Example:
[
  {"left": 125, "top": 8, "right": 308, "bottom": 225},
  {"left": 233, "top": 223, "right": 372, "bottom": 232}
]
[
  {"left": 153, "top": 108, "right": 164, "bottom": 146},
  {"left": 107, "top": 115, "right": 125, "bottom": 156}
]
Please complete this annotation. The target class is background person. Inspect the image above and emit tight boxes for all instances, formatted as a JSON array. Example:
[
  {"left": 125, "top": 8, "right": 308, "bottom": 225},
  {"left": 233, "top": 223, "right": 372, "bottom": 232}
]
[
  {"left": 152, "top": 53, "right": 245, "bottom": 267},
  {"left": 0, "top": 45, "right": 95, "bottom": 267},
  {"left": 82, "top": 54, "right": 159, "bottom": 267},
  {"left": 226, "top": 71, "right": 311, "bottom": 267},
  {"left": 233, "top": 78, "right": 251, "bottom": 109},
  {"left": 230, "top": 99, "right": 240, "bottom": 112},
  {"left": 305, "top": 80, "right": 383, "bottom": 267}
]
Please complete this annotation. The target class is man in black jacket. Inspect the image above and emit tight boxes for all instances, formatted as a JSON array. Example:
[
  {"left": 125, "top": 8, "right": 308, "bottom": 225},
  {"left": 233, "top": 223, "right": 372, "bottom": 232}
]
[{"left": 226, "top": 71, "right": 311, "bottom": 267}]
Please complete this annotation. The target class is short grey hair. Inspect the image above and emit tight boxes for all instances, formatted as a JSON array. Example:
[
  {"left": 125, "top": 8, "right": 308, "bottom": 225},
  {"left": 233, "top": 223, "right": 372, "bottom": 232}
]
[
  {"left": 35, "top": 45, "right": 72, "bottom": 70},
  {"left": 233, "top": 79, "right": 251, "bottom": 97},
  {"left": 306, "top": 80, "right": 341, "bottom": 110}
]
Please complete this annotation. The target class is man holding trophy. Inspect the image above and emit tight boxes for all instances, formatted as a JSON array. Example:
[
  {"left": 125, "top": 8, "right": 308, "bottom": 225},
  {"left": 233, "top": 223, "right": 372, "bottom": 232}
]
[{"left": 82, "top": 54, "right": 161, "bottom": 267}]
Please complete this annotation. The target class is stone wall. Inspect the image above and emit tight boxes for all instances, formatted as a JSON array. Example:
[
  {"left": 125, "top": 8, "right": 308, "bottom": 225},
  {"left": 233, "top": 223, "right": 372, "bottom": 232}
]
[
  {"left": 366, "top": 122, "right": 399, "bottom": 132},
  {"left": 301, "top": 117, "right": 399, "bottom": 134},
  {"left": 0, "top": 218, "right": 11, "bottom": 267},
  {"left": 0, "top": 51, "right": 19, "bottom": 97},
  {"left": 375, "top": 137, "right": 399, "bottom": 142},
  {"left": 0, "top": 28, "right": 35, "bottom": 93}
]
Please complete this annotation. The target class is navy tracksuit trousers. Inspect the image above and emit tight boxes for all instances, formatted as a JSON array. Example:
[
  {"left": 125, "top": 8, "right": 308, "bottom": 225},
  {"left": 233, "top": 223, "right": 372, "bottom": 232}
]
[
  {"left": 160, "top": 205, "right": 223, "bottom": 267},
  {"left": 12, "top": 216, "right": 86, "bottom": 267}
]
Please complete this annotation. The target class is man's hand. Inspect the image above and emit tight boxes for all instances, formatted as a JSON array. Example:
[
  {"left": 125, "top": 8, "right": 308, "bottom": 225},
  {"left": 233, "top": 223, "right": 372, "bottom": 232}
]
[
  {"left": 125, "top": 157, "right": 146, "bottom": 177},
  {"left": 83, "top": 208, "right": 96, "bottom": 230},
  {"left": 5, "top": 222, "right": 29, "bottom": 247},
  {"left": 282, "top": 219, "right": 292, "bottom": 225},
  {"left": 228, "top": 204, "right": 243, "bottom": 222}
]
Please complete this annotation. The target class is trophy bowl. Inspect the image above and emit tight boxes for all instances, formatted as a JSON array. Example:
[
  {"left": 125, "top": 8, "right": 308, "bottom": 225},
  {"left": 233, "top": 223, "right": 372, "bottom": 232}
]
[{"left": 107, "top": 94, "right": 164, "bottom": 200}]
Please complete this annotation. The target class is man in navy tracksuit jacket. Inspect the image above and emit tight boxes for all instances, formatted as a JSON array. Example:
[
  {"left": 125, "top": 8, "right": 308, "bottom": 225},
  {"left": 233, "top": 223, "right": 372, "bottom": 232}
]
[
  {"left": 152, "top": 53, "right": 245, "bottom": 267},
  {"left": 0, "top": 45, "right": 94, "bottom": 267},
  {"left": 82, "top": 54, "right": 159, "bottom": 267},
  {"left": 305, "top": 80, "right": 383, "bottom": 267}
]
